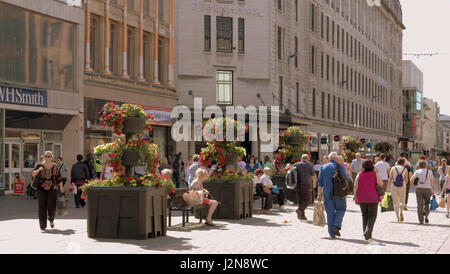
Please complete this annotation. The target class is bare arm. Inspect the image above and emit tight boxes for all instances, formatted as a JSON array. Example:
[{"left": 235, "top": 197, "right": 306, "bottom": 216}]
[
  {"left": 386, "top": 168, "right": 393, "bottom": 193},
  {"left": 353, "top": 174, "right": 359, "bottom": 197},
  {"left": 375, "top": 170, "right": 383, "bottom": 187}
]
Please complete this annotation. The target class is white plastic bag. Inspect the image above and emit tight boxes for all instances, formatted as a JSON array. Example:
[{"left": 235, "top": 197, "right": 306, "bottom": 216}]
[{"left": 70, "top": 183, "right": 77, "bottom": 195}]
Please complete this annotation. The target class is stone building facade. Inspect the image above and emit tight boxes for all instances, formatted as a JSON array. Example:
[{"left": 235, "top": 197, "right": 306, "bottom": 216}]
[{"left": 174, "top": 0, "right": 404, "bottom": 163}]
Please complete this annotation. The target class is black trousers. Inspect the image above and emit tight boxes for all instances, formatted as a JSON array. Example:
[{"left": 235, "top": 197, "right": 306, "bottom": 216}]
[
  {"left": 37, "top": 188, "right": 57, "bottom": 229},
  {"left": 296, "top": 182, "right": 312, "bottom": 212},
  {"left": 74, "top": 184, "right": 86, "bottom": 208},
  {"left": 359, "top": 203, "right": 378, "bottom": 238},
  {"left": 261, "top": 191, "right": 272, "bottom": 210},
  {"left": 405, "top": 184, "right": 410, "bottom": 205}
]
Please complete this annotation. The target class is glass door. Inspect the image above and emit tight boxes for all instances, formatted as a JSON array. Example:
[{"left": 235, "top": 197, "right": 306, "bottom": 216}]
[
  {"left": 22, "top": 142, "right": 39, "bottom": 188},
  {"left": 43, "top": 143, "right": 62, "bottom": 160},
  {"left": 5, "top": 143, "right": 21, "bottom": 193}
]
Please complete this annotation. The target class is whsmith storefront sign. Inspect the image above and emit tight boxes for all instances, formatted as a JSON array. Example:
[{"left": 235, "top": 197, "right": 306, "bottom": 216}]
[{"left": 0, "top": 84, "right": 48, "bottom": 107}]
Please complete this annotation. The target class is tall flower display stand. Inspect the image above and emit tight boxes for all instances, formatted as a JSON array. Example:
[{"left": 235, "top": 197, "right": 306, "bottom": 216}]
[
  {"left": 195, "top": 118, "right": 253, "bottom": 220},
  {"left": 83, "top": 103, "right": 174, "bottom": 240}
]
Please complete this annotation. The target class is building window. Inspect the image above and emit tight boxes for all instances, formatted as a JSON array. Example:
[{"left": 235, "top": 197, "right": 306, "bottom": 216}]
[
  {"left": 277, "top": 26, "right": 283, "bottom": 60},
  {"left": 127, "top": 27, "right": 135, "bottom": 79},
  {"left": 327, "top": 93, "right": 331, "bottom": 120},
  {"left": 296, "top": 82, "right": 300, "bottom": 113},
  {"left": 204, "top": 15, "right": 211, "bottom": 51},
  {"left": 321, "top": 52, "right": 324, "bottom": 79},
  {"left": 326, "top": 55, "right": 329, "bottom": 81},
  {"left": 311, "top": 4, "right": 315, "bottom": 32},
  {"left": 295, "top": 0, "right": 298, "bottom": 22},
  {"left": 294, "top": 36, "right": 298, "bottom": 67},
  {"left": 158, "top": 38, "right": 164, "bottom": 83},
  {"left": 216, "top": 70, "right": 233, "bottom": 105},
  {"left": 321, "top": 13, "right": 324, "bottom": 39},
  {"left": 238, "top": 18, "right": 245, "bottom": 54},
  {"left": 144, "top": 0, "right": 150, "bottom": 16},
  {"left": 321, "top": 92, "right": 325, "bottom": 119},
  {"left": 311, "top": 46, "right": 315, "bottom": 74},
  {"left": 277, "top": 0, "right": 283, "bottom": 11},
  {"left": 158, "top": 0, "right": 164, "bottom": 21},
  {"left": 109, "top": 22, "right": 117, "bottom": 74},
  {"left": 312, "top": 88, "right": 316, "bottom": 117},
  {"left": 217, "top": 17, "right": 233, "bottom": 53},
  {"left": 127, "top": 0, "right": 134, "bottom": 11},
  {"left": 279, "top": 76, "right": 283, "bottom": 109},
  {"left": 90, "top": 17, "right": 98, "bottom": 71},
  {"left": 143, "top": 32, "right": 150, "bottom": 80}
]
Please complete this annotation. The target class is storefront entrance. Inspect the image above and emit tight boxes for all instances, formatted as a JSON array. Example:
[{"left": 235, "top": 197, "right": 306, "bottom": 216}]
[{"left": 3, "top": 130, "right": 63, "bottom": 194}]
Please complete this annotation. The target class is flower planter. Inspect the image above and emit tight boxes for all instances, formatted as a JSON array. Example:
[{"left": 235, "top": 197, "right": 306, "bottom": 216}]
[
  {"left": 194, "top": 180, "right": 253, "bottom": 220},
  {"left": 286, "top": 136, "right": 304, "bottom": 146},
  {"left": 123, "top": 117, "right": 147, "bottom": 135},
  {"left": 122, "top": 150, "right": 141, "bottom": 166},
  {"left": 272, "top": 174, "right": 297, "bottom": 204},
  {"left": 87, "top": 186, "right": 167, "bottom": 240}
]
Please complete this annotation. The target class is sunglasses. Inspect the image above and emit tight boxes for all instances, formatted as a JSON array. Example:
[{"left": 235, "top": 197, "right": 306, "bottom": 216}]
[{"left": 45, "top": 155, "right": 52, "bottom": 158}]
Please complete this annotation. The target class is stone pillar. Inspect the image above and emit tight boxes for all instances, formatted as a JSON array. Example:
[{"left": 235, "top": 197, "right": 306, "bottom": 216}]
[
  {"left": 85, "top": 0, "right": 93, "bottom": 72},
  {"left": 138, "top": 0, "right": 145, "bottom": 81},
  {"left": 168, "top": 0, "right": 174, "bottom": 87},
  {"left": 122, "top": 0, "right": 129, "bottom": 79},
  {"left": 104, "top": 0, "right": 112, "bottom": 75},
  {"left": 153, "top": 0, "right": 160, "bottom": 84}
]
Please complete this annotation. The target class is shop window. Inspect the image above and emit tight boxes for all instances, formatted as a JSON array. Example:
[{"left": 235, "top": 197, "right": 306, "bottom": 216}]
[{"left": 23, "top": 143, "right": 38, "bottom": 168}]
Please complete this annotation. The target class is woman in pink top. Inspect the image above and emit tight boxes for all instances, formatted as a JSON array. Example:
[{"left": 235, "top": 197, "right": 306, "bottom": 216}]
[{"left": 354, "top": 159, "right": 384, "bottom": 241}]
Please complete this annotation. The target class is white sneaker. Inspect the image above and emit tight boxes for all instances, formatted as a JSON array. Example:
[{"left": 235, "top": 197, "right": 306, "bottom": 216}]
[
  {"left": 286, "top": 201, "right": 294, "bottom": 206},
  {"left": 279, "top": 206, "right": 286, "bottom": 211}
]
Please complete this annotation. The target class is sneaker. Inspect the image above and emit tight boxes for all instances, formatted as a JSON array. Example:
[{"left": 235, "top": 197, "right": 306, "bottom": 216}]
[
  {"left": 404, "top": 206, "right": 408, "bottom": 211},
  {"left": 286, "top": 200, "right": 294, "bottom": 206},
  {"left": 400, "top": 213, "right": 404, "bottom": 223},
  {"left": 425, "top": 216, "right": 429, "bottom": 224},
  {"left": 279, "top": 206, "right": 286, "bottom": 211},
  {"left": 299, "top": 214, "right": 308, "bottom": 221}
]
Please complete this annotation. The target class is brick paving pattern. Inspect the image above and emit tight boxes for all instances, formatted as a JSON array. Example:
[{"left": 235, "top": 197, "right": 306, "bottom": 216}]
[{"left": 0, "top": 192, "right": 449, "bottom": 254}]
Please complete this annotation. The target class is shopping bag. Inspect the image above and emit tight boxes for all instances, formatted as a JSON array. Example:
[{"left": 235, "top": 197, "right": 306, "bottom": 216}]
[
  {"left": 381, "top": 193, "right": 394, "bottom": 213},
  {"left": 313, "top": 202, "right": 326, "bottom": 227},
  {"left": 430, "top": 196, "right": 437, "bottom": 211},
  {"left": 182, "top": 190, "right": 204, "bottom": 206},
  {"left": 57, "top": 194, "right": 68, "bottom": 216},
  {"left": 70, "top": 183, "right": 77, "bottom": 195},
  {"left": 438, "top": 196, "right": 446, "bottom": 208}
]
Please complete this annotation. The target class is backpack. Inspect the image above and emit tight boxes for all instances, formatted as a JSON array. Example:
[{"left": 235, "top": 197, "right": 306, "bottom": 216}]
[
  {"left": 286, "top": 166, "right": 298, "bottom": 190},
  {"left": 333, "top": 163, "right": 349, "bottom": 198},
  {"left": 393, "top": 167, "right": 405, "bottom": 187}
]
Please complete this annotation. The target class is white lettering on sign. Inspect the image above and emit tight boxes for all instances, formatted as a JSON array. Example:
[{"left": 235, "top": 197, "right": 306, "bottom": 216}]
[
  {"left": 192, "top": 1, "right": 263, "bottom": 17},
  {"left": 0, "top": 85, "right": 47, "bottom": 107},
  {"left": 65, "top": 0, "right": 82, "bottom": 7}
]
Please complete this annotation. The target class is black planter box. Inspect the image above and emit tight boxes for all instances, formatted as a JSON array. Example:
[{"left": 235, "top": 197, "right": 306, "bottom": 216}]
[
  {"left": 194, "top": 180, "right": 253, "bottom": 220},
  {"left": 272, "top": 174, "right": 297, "bottom": 204},
  {"left": 87, "top": 186, "right": 167, "bottom": 240}
]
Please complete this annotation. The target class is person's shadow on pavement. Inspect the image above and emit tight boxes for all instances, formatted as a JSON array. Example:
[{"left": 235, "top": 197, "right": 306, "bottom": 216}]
[{"left": 42, "top": 229, "right": 76, "bottom": 236}]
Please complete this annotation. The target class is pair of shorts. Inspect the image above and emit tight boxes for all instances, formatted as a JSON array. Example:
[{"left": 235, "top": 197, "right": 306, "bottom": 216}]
[
  {"left": 446, "top": 189, "right": 450, "bottom": 195},
  {"left": 202, "top": 198, "right": 211, "bottom": 205}
]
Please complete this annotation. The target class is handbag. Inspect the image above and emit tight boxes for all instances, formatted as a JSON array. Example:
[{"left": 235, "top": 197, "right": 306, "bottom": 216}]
[
  {"left": 381, "top": 193, "right": 394, "bottom": 213},
  {"left": 375, "top": 184, "right": 385, "bottom": 197},
  {"left": 430, "top": 196, "right": 438, "bottom": 211},
  {"left": 182, "top": 189, "right": 203, "bottom": 206},
  {"left": 438, "top": 196, "right": 446, "bottom": 208},
  {"left": 272, "top": 185, "right": 280, "bottom": 195},
  {"left": 313, "top": 202, "right": 326, "bottom": 227}
]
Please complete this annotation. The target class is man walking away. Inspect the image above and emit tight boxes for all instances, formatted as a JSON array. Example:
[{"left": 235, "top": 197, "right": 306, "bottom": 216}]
[
  {"left": 71, "top": 155, "right": 90, "bottom": 208},
  {"left": 293, "top": 154, "right": 317, "bottom": 221},
  {"left": 375, "top": 154, "right": 391, "bottom": 191},
  {"left": 318, "top": 152, "right": 349, "bottom": 239},
  {"left": 410, "top": 160, "right": 436, "bottom": 225}
]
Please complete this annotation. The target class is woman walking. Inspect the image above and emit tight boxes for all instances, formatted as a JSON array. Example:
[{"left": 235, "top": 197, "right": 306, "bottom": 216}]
[
  {"left": 437, "top": 159, "right": 448, "bottom": 194},
  {"left": 354, "top": 160, "right": 383, "bottom": 241},
  {"left": 441, "top": 168, "right": 450, "bottom": 218},
  {"left": 31, "top": 151, "right": 64, "bottom": 231},
  {"left": 386, "top": 158, "right": 408, "bottom": 223}
]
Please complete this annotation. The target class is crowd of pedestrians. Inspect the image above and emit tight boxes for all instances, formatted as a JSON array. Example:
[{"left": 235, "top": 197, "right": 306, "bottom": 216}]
[{"left": 30, "top": 148, "right": 450, "bottom": 239}]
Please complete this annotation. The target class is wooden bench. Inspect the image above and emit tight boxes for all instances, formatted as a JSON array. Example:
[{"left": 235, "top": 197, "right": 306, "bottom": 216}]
[{"left": 168, "top": 188, "right": 208, "bottom": 227}]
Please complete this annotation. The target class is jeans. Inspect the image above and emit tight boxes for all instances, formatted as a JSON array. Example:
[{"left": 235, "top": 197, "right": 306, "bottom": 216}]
[
  {"left": 296, "top": 182, "right": 312, "bottom": 213},
  {"left": 359, "top": 203, "right": 378, "bottom": 238},
  {"left": 416, "top": 188, "right": 432, "bottom": 224},
  {"left": 37, "top": 188, "right": 57, "bottom": 229},
  {"left": 323, "top": 192, "right": 347, "bottom": 237}
]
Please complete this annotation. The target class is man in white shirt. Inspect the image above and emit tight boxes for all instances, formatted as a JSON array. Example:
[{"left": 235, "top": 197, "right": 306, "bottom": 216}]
[
  {"left": 375, "top": 153, "right": 391, "bottom": 191},
  {"left": 350, "top": 153, "right": 364, "bottom": 182},
  {"left": 188, "top": 155, "right": 201, "bottom": 186}
]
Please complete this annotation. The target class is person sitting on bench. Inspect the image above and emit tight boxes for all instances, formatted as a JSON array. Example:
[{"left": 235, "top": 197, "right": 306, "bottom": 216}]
[{"left": 189, "top": 167, "right": 219, "bottom": 226}]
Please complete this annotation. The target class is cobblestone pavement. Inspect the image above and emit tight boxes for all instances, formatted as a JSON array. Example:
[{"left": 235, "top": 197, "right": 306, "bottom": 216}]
[{"left": 0, "top": 191, "right": 449, "bottom": 254}]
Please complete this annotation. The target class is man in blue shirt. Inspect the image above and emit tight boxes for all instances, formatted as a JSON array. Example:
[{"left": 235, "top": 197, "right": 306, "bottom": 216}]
[{"left": 318, "top": 152, "right": 349, "bottom": 239}]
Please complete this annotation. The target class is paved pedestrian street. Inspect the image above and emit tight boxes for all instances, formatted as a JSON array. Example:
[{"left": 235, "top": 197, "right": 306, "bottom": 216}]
[{"left": 0, "top": 192, "right": 449, "bottom": 254}]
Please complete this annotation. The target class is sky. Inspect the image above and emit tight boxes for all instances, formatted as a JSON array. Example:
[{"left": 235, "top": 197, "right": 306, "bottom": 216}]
[{"left": 401, "top": 0, "right": 450, "bottom": 115}]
